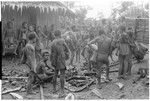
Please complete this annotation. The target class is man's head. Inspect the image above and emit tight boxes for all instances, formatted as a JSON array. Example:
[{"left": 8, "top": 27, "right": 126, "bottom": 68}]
[
  {"left": 119, "top": 25, "right": 126, "bottom": 33},
  {"left": 98, "top": 29, "right": 105, "bottom": 36},
  {"left": 54, "top": 30, "right": 61, "bottom": 38},
  {"left": 36, "top": 26, "right": 42, "bottom": 32},
  {"left": 7, "top": 21, "right": 13, "bottom": 28},
  {"left": 29, "top": 25, "right": 34, "bottom": 32},
  {"left": 41, "top": 50, "right": 50, "bottom": 61},
  {"left": 71, "top": 25, "right": 76, "bottom": 32},
  {"left": 22, "top": 22, "right": 28, "bottom": 29},
  {"left": 28, "top": 32, "right": 36, "bottom": 44}
]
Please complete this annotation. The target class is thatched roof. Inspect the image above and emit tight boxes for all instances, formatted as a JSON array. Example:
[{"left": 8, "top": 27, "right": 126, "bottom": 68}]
[{"left": 2, "top": 1, "right": 75, "bottom": 17}]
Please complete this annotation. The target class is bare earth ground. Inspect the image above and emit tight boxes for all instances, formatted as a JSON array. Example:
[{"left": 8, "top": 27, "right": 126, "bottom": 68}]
[{"left": 1, "top": 51, "right": 149, "bottom": 100}]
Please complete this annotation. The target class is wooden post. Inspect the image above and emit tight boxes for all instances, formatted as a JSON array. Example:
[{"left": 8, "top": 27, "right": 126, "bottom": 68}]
[{"left": 40, "top": 85, "right": 44, "bottom": 100}]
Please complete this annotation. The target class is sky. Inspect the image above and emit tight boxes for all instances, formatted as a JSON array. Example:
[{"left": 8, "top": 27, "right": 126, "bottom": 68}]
[{"left": 73, "top": 0, "right": 149, "bottom": 19}]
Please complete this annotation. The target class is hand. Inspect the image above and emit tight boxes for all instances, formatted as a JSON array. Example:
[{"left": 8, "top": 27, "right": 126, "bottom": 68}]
[{"left": 18, "top": 62, "right": 22, "bottom": 66}]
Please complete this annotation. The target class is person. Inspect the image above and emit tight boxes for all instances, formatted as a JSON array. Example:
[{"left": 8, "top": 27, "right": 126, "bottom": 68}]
[
  {"left": 50, "top": 30, "right": 69, "bottom": 97},
  {"left": 18, "top": 22, "right": 28, "bottom": 47},
  {"left": 48, "top": 24, "right": 55, "bottom": 42},
  {"left": 16, "top": 22, "right": 28, "bottom": 57},
  {"left": 63, "top": 26, "right": 77, "bottom": 66},
  {"left": 87, "top": 29, "right": 114, "bottom": 89},
  {"left": 28, "top": 25, "right": 42, "bottom": 63},
  {"left": 127, "top": 27, "right": 136, "bottom": 75},
  {"left": 36, "top": 26, "right": 48, "bottom": 49},
  {"left": 20, "top": 33, "right": 37, "bottom": 95},
  {"left": 36, "top": 50, "right": 54, "bottom": 82},
  {"left": 116, "top": 25, "right": 133, "bottom": 79},
  {"left": 3, "top": 21, "right": 17, "bottom": 55}
]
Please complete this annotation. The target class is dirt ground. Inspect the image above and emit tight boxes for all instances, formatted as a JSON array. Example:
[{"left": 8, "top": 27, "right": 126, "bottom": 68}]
[{"left": 1, "top": 52, "right": 149, "bottom": 100}]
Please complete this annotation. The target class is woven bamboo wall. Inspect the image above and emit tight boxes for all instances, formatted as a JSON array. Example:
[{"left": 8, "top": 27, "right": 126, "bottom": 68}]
[{"left": 126, "top": 18, "right": 149, "bottom": 44}]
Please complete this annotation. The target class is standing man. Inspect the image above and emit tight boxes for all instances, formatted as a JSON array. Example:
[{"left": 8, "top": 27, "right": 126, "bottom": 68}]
[
  {"left": 3, "top": 21, "right": 16, "bottom": 56},
  {"left": 17, "top": 22, "right": 28, "bottom": 57},
  {"left": 116, "top": 25, "right": 133, "bottom": 79},
  {"left": 20, "top": 33, "right": 37, "bottom": 95},
  {"left": 87, "top": 29, "right": 113, "bottom": 89},
  {"left": 50, "top": 30, "right": 69, "bottom": 97}
]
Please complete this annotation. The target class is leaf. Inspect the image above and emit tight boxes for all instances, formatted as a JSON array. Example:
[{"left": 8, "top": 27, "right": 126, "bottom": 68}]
[{"left": 116, "top": 82, "right": 124, "bottom": 90}]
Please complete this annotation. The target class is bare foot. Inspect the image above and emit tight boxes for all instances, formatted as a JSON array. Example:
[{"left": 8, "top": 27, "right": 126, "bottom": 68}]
[
  {"left": 96, "top": 84, "right": 102, "bottom": 89},
  {"left": 105, "top": 78, "right": 112, "bottom": 83}
]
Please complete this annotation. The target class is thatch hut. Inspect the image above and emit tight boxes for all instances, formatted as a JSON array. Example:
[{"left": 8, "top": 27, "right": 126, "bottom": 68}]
[{"left": 1, "top": 1, "right": 75, "bottom": 33}]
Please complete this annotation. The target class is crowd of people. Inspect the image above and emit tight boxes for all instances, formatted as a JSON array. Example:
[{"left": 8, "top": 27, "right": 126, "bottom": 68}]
[{"left": 2, "top": 17, "right": 148, "bottom": 97}]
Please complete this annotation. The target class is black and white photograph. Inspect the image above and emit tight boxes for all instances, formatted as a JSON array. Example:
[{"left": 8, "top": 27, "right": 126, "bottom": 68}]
[{"left": 1, "top": 0, "right": 149, "bottom": 100}]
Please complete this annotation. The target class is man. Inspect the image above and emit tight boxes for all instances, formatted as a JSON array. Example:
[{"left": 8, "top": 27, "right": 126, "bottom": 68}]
[
  {"left": 17, "top": 22, "right": 28, "bottom": 57},
  {"left": 18, "top": 22, "right": 28, "bottom": 47},
  {"left": 87, "top": 29, "right": 114, "bottom": 88},
  {"left": 63, "top": 26, "right": 77, "bottom": 66},
  {"left": 116, "top": 25, "right": 133, "bottom": 79},
  {"left": 20, "top": 33, "right": 37, "bottom": 95},
  {"left": 28, "top": 25, "right": 42, "bottom": 63},
  {"left": 50, "top": 30, "right": 69, "bottom": 97},
  {"left": 36, "top": 26, "right": 48, "bottom": 49},
  {"left": 127, "top": 27, "right": 136, "bottom": 75},
  {"left": 3, "top": 21, "right": 16, "bottom": 56},
  {"left": 36, "top": 50, "right": 54, "bottom": 82},
  {"left": 48, "top": 24, "right": 55, "bottom": 42}
]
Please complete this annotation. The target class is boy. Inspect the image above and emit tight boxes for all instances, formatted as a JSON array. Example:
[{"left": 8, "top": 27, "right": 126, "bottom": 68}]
[
  {"left": 50, "top": 30, "right": 69, "bottom": 97},
  {"left": 20, "top": 32, "right": 37, "bottom": 95}
]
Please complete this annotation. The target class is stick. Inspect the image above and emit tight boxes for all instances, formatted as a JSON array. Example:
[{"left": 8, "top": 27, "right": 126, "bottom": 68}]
[
  {"left": 40, "top": 85, "right": 44, "bottom": 100},
  {"left": 2, "top": 86, "right": 22, "bottom": 95},
  {"left": 109, "top": 70, "right": 118, "bottom": 73},
  {"left": 9, "top": 93, "right": 23, "bottom": 99},
  {"left": 2, "top": 76, "right": 28, "bottom": 79}
]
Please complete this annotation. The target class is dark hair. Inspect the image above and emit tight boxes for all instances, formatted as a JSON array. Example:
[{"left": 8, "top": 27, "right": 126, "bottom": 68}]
[
  {"left": 54, "top": 30, "right": 61, "bottom": 37},
  {"left": 99, "top": 29, "right": 105, "bottom": 35},
  {"left": 120, "top": 25, "right": 126, "bottom": 32},
  {"left": 71, "top": 25, "right": 76, "bottom": 30},
  {"left": 28, "top": 32, "right": 36, "bottom": 41},
  {"left": 7, "top": 21, "right": 13, "bottom": 27},
  {"left": 42, "top": 51, "right": 49, "bottom": 57},
  {"left": 22, "top": 22, "right": 27, "bottom": 26}
]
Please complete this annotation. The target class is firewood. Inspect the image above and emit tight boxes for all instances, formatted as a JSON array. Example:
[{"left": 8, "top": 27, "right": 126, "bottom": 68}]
[
  {"left": 40, "top": 85, "right": 44, "bottom": 100},
  {"left": 9, "top": 92, "right": 23, "bottom": 99},
  {"left": 2, "top": 86, "right": 22, "bottom": 94}
]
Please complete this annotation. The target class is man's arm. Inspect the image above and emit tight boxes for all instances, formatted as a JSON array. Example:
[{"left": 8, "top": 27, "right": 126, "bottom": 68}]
[
  {"left": 20, "top": 47, "right": 26, "bottom": 64},
  {"left": 27, "top": 46, "right": 37, "bottom": 72},
  {"left": 63, "top": 41, "right": 70, "bottom": 60},
  {"left": 87, "top": 37, "right": 99, "bottom": 45},
  {"left": 50, "top": 44, "right": 57, "bottom": 67}
]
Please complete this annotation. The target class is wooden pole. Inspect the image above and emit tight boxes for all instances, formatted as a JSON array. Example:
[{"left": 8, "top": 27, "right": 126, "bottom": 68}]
[{"left": 40, "top": 85, "right": 44, "bottom": 100}]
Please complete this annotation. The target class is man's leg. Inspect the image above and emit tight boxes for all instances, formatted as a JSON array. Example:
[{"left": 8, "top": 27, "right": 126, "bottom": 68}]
[
  {"left": 26, "top": 71, "right": 36, "bottom": 95},
  {"left": 60, "top": 69, "right": 65, "bottom": 94},
  {"left": 127, "top": 55, "right": 132, "bottom": 76},
  {"left": 76, "top": 48, "right": 81, "bottom": 63},
  {"left": 105, "top": 59, "right": 111, "bottom": 81},
  {"left": 53, "top": 70, "right": 58, "bottom": 93},
  {"left": 96, "top": 61, "right": 103, "bottom": 89},
  {"left": 123, "top": 55, "right": 129, "bottom": 78},
  {"left": 69, "top": 50, "right": 75, "bottom": 66},
  {"left": 118, "top": 55, "right": 124, "bottom": 79}
]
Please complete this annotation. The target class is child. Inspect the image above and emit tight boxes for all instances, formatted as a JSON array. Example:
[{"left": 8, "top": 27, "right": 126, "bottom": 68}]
[{"left": 20, "top": 32, "right": 37, "bottom": 95}]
